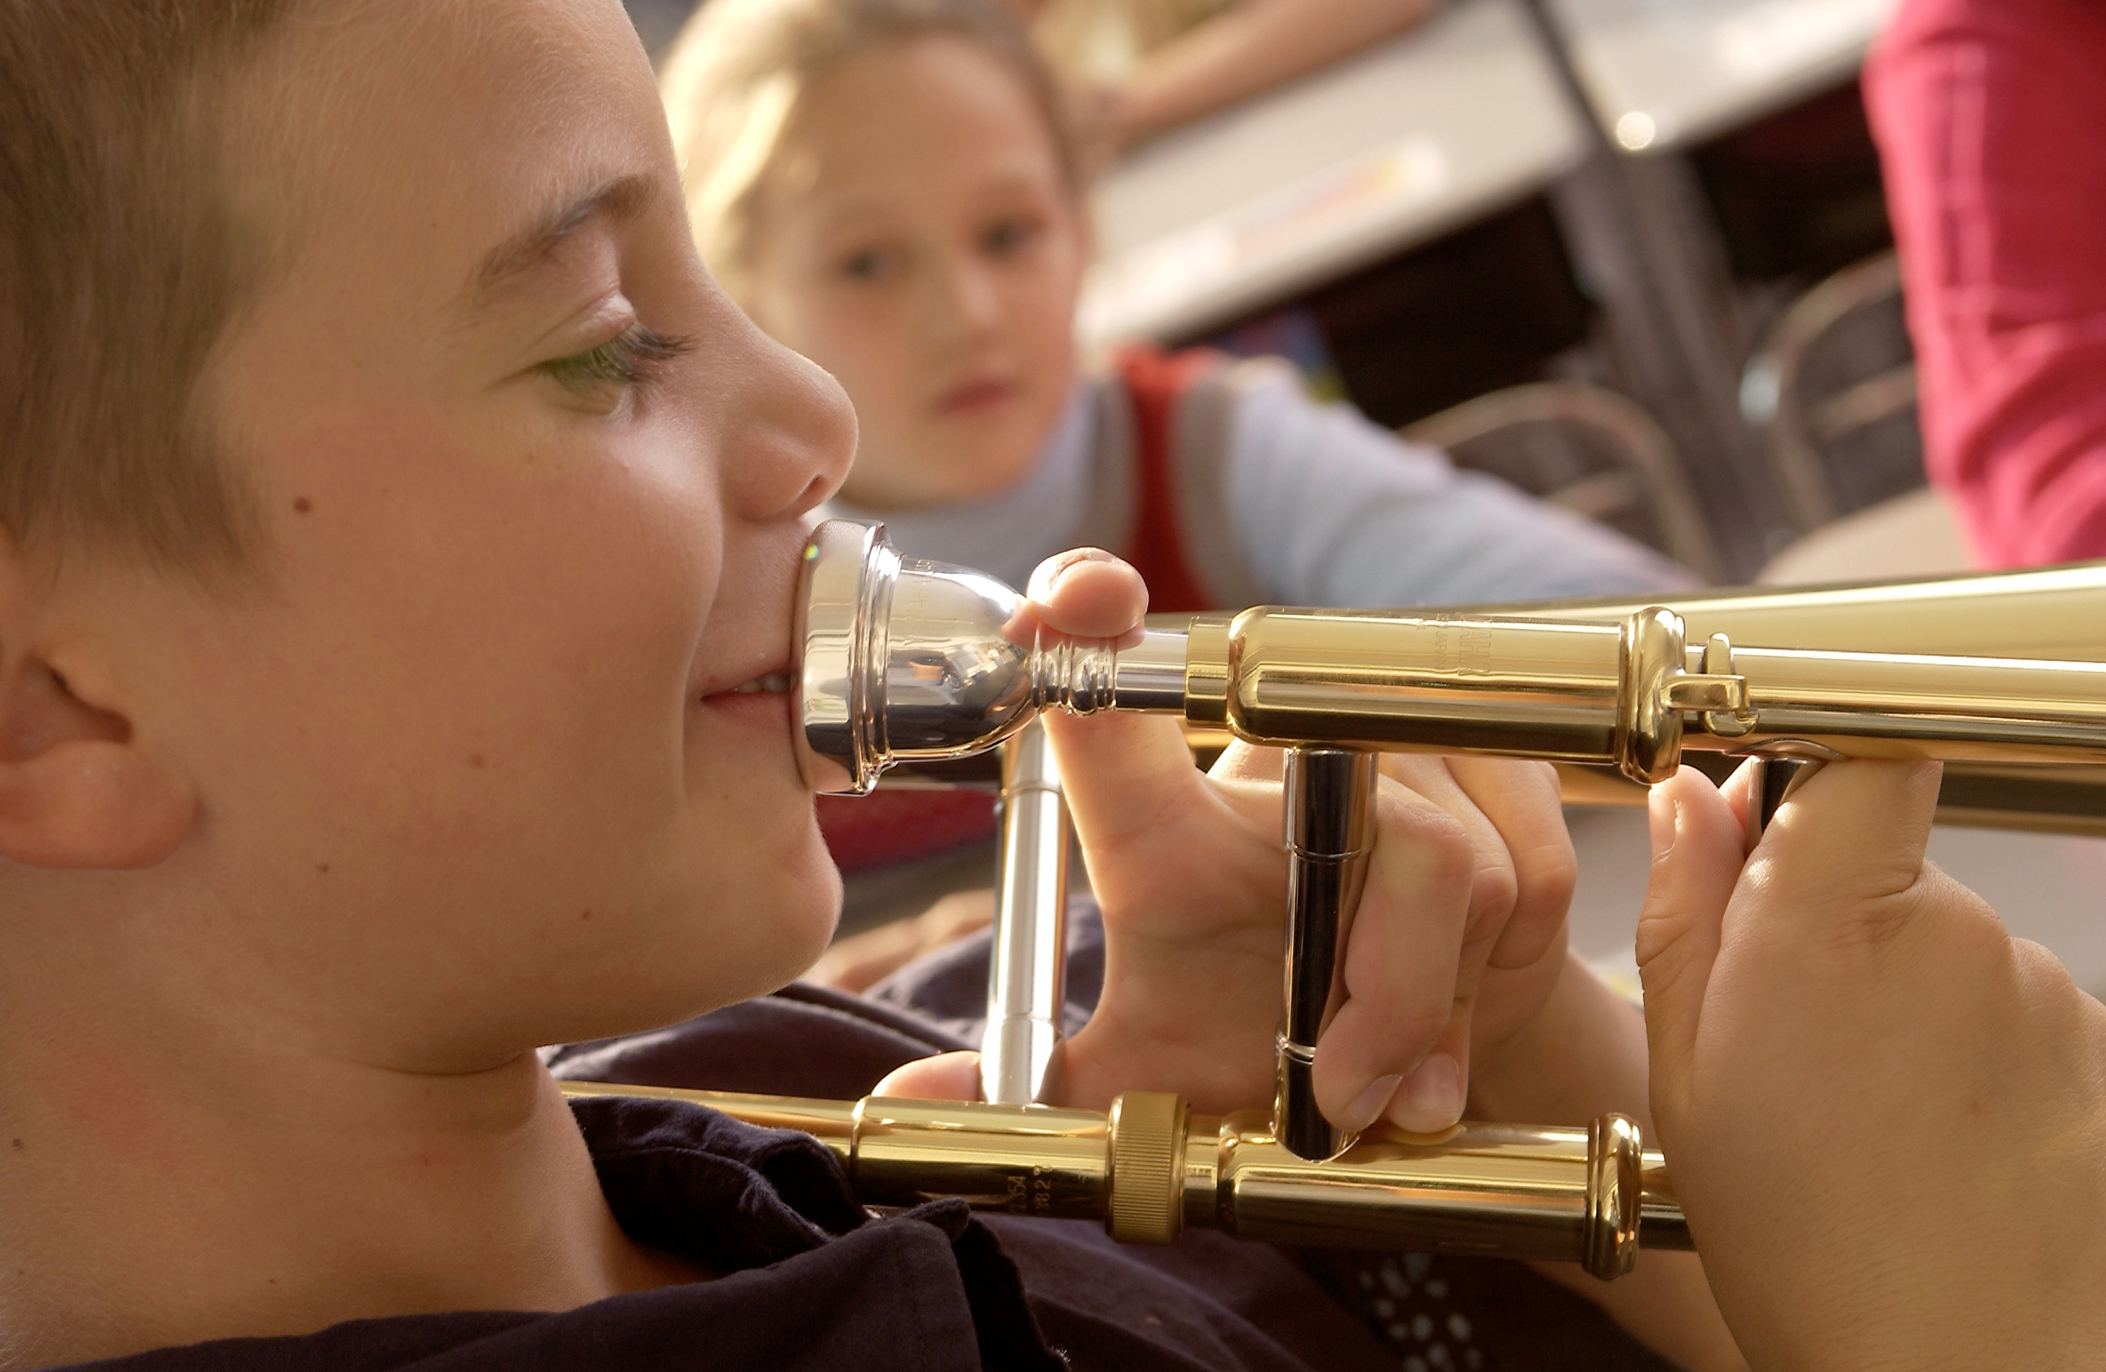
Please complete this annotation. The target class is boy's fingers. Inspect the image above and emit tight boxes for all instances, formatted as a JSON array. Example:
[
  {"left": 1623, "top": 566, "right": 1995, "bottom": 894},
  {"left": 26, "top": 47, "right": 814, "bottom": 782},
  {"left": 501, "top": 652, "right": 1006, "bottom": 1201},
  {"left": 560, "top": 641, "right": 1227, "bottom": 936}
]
[
  {"left": 1441, "top": 757, "right": 1576, "bottom": 972},
  {"left": 1748, "top": 759, "right": 1944, "bottom": 931},
  {"left": 1044, "top": 710, "right": 1225, "bottom": 865},
  {"left": 1634, "top": 764, "right": 1747, "bottom": 1124},
  {"left": 1208, "top": 738, "right": 1285, "bottom": 784},
  {"left": 1023, "top": 548, "right": 1216, "bottom": 864},
  {"left": 874, "top": 1050, "right": 983, "bottom": 1101},
  {"left": 1024, "top": 549, "right": 1148, "bottom": 641},
  {"left": 1321, "top": 998, "right": 1476, "bottom": 1137},
  {"left": 1312, "top": 791, "right": 1477, "bottom": 1132},
  {"left": 1377, "top": 758, "right": 1522, "bottom": 974}
]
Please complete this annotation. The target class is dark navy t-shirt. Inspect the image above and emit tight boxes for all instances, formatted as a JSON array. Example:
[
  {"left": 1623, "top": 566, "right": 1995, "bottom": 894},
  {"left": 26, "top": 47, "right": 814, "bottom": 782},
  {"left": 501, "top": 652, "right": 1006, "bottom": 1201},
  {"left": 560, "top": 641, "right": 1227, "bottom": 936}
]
[{"left": 53, "top": 909, "right": 1680, "bottom": 1371}]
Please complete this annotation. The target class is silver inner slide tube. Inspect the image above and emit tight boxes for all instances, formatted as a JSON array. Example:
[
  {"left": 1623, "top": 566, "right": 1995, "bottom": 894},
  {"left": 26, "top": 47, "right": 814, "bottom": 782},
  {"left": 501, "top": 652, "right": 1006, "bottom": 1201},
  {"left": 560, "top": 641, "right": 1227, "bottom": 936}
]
[{"left": 980, "top": 718, "right": 1070, "bottom": 1105}]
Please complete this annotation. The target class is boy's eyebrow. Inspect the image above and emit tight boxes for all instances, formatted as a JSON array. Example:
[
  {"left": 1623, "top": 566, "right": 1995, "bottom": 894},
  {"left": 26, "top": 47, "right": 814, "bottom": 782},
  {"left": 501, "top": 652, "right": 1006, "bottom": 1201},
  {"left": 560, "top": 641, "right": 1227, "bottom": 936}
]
[{"left": 465, "top": 173, "right": 655, "bottom": 309}]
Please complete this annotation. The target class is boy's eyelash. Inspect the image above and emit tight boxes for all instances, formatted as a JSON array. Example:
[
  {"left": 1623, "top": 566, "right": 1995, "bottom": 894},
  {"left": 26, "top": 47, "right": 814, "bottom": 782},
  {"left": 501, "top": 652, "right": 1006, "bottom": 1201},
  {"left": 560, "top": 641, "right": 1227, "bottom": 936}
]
[{"left": 543, "top": 323, "right": 693, "bottom": 395}]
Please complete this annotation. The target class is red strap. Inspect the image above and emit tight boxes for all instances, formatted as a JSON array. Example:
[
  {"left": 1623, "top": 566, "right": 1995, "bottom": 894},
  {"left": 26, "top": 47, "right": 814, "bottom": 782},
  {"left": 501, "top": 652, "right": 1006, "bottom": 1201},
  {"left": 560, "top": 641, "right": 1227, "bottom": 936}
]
[
  {"left": 1116, "top": 345, "right": 1221, "bottom": 615},
  {"left": 815, "top": 790, "right": 998, "bottom": 873}
]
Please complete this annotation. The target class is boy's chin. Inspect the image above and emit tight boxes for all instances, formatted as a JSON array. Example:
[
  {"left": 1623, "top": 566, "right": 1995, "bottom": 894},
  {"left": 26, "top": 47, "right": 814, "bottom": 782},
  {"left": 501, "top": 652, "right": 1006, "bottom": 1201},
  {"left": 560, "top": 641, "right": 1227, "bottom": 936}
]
[{"left": 601, "top": 860, "right": 842, "bottom": 1032}]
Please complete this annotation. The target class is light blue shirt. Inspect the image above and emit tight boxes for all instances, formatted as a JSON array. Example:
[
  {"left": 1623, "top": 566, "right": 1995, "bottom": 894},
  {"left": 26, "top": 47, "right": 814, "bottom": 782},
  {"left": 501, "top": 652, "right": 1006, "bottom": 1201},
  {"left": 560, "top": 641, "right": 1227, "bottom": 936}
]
[{"left": 826, "top": 367, "right": 1694, "bottom": 608}]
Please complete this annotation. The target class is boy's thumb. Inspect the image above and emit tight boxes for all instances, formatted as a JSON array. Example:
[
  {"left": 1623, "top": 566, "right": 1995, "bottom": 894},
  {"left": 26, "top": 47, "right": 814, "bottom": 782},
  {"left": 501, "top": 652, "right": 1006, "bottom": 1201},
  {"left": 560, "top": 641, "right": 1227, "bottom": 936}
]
[
  {"left": 1744, "top": 759, "right": 1943, "bottom": 936},
  {"left": 1634, "top": 765, "right": 1747, "bottom": 1128}
]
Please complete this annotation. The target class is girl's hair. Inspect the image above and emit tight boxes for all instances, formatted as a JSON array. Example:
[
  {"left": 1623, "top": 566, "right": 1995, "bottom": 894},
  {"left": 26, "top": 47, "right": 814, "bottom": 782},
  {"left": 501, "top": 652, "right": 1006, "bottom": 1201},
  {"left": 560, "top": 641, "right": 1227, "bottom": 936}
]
[{"left": 660, "top": 0, "right": 1078, "bottom": 303}]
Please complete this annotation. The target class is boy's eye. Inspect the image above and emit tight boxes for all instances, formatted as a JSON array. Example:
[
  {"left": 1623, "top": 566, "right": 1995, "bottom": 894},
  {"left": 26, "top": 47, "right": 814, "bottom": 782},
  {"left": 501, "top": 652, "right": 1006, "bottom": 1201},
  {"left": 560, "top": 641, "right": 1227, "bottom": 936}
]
[{"left": 541, "top": 323, "right": 692, "bottom": 408}]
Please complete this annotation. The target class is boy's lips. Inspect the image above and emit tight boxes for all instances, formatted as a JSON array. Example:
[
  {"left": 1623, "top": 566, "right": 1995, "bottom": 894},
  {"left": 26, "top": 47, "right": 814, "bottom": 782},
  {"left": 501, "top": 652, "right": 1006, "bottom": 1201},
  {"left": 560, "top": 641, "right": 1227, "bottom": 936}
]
[
  {"left": 692, "top": 662, "right": 797, "bottom": 751},
  {"left": 698, "top": 665, "right": 794, "bottom": 702},
  {"left": 727, "top": 670, "right": 793, "bottom": 695}
]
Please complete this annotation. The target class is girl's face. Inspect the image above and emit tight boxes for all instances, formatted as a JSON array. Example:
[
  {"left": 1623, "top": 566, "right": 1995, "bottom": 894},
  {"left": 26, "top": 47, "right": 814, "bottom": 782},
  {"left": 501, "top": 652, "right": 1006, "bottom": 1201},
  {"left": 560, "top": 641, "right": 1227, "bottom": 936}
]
[
  {"left": 83, "top": 0, "right": 858, "bottom": 1071},
  {"left": 742, "top": 36, "right": 1088, "bottom": 511}
]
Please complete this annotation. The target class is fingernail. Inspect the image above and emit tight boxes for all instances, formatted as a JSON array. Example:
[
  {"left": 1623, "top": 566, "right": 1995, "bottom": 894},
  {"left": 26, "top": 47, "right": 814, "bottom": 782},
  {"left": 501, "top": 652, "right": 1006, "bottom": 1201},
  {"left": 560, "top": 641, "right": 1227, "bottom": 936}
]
[
  {"left": 1045, "top": 547, "right": 1114, "bottom": 592},
  {"left": 1390, "top": 1054, "right": 1462, "bottom": 1133},
  {"left": 1340, "top": 1074, "right": 1403, "bottom": 1134},
  {"left": 1647, "top": 785, "right": 1677, "bottom": 862}
]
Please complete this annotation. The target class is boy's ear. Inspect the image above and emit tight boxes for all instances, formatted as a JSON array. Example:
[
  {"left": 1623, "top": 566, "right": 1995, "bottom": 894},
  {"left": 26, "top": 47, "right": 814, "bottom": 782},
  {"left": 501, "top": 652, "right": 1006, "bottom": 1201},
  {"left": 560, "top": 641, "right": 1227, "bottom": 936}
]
[
  {"left": 0, "top": 534, "right": 195, "bottom": 871},
  {"left": 0, "top": 655, "right": 195, "bottom": 870}
]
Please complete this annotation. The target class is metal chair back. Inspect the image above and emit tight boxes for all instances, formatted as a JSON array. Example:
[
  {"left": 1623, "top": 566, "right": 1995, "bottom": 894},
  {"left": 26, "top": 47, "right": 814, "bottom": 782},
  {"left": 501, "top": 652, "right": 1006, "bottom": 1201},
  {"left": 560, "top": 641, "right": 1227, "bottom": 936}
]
[{"left": 1402, "top": 381, "right": 1728, "bottom": 583}]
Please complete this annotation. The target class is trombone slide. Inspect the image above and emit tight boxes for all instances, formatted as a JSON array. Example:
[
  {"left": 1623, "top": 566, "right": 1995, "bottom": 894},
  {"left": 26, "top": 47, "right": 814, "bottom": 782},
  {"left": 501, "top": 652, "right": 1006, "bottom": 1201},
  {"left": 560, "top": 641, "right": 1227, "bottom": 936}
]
[
  {"left": 785, "top": 521, "right": 2106, "bottom": 1272},
  {"left": 981, "top": 718, "right": 1070, "bottom": 1105},
  {"left": 558, "top": 1081, "right": 1686, "bottom": 1281}
]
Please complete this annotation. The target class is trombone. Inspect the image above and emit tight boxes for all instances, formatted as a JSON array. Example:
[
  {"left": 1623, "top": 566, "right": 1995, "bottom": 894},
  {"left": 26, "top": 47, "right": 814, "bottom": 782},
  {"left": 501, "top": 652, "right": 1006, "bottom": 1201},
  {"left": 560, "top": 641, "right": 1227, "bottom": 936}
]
[{"left": 563, "top": 522, "right": 2106, "bottom": 1281}]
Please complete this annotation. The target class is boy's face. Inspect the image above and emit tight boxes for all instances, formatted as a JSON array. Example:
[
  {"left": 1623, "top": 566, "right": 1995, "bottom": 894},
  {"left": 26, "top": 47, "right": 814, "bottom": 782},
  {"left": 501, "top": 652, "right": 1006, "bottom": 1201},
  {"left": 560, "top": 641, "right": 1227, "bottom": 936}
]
[
  {"left": 90, "top": 0, "right": 856, "bottom": 1071},
  {"left": 742, "top": 37, "right": 1088, "bottom": 511}
]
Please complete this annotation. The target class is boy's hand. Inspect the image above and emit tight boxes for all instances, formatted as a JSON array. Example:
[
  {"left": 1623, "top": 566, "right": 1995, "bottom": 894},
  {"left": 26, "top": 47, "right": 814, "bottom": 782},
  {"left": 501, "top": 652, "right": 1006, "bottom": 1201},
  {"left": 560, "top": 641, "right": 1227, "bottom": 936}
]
[
  {"left": 881, "top": 550, "right": 1582, "bottom": 1137},
  {"left": 1638, "top": 760, "right": 2106, "bottom": 1369}
]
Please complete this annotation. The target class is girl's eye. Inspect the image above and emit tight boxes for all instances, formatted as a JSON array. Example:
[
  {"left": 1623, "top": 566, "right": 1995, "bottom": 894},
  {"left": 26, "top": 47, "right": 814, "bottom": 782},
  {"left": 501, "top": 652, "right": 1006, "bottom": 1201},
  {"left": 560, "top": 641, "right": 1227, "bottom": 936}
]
[
  {"left": 983, "top": 217, "right": 1041, "bottom": 257},
  {"left": 840, "top": 246, "right": 903, "bottom": 283},
  {"left": 542, "top": 323, "right": 692, "bottom": 405}
]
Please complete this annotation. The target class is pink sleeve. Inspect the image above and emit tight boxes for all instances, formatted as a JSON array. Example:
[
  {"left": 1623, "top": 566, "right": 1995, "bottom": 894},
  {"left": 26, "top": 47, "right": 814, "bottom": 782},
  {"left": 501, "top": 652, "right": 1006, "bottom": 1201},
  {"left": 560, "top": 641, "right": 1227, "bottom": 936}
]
[{"left": 1863, "top": 0, "right": 2106, "bottom": 566}]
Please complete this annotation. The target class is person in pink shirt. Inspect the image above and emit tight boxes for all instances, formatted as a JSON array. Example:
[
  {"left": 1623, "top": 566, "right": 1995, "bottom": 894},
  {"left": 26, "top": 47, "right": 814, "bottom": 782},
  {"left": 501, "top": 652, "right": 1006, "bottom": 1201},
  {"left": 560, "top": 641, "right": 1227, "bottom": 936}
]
[{"left": 1863, "top": 0, "right": 2106, "bottom": 566}]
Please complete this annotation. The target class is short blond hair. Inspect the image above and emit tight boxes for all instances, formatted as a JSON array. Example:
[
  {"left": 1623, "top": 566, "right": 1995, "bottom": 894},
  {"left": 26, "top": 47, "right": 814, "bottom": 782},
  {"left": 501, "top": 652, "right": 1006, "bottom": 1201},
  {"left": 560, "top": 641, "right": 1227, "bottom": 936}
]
[
  {"left": 0, "top": 1, "right": 318, "bottom": 572},
  {"left": 660, "top": 0, "right": 1076, "bottom": 303}
]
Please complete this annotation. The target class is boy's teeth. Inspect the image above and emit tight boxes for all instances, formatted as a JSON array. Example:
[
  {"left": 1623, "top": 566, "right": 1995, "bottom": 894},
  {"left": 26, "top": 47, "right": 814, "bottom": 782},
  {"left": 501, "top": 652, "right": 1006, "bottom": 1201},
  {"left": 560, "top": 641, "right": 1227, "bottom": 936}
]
[{"left": 731, "top": 671, "right": 791, "bottom": 694}]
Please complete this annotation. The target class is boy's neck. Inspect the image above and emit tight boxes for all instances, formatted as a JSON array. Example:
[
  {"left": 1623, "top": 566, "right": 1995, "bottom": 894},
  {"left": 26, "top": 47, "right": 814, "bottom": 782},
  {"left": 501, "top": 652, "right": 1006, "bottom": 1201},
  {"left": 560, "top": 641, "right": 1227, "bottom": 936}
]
[{"left": 0, "top": 969, "right": 699, "bottom": 1368}]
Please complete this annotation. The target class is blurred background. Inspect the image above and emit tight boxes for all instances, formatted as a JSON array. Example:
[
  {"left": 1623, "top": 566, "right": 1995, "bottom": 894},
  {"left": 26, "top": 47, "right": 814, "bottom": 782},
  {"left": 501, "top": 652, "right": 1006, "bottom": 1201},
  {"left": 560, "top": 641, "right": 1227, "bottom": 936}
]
[
  {"left": 632, "top": 0, "right": 1928, "bottom": 583},
  {"left": 629, "top": 0, "right": 2106, "bottom": 1000}
]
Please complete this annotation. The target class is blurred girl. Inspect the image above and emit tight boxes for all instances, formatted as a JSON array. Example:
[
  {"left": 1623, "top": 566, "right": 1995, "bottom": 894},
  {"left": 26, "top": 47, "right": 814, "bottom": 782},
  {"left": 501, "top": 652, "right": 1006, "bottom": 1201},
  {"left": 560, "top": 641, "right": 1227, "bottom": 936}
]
[{"left": 660, "top": 0, "right": 1693, "bottom": 868}]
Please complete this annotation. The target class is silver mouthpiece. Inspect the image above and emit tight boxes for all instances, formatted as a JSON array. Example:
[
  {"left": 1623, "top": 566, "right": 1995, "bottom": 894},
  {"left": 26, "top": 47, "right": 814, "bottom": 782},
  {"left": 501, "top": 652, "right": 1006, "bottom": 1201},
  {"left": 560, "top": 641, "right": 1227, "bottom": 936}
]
[{"left": 793, "top": 521, "right": 1189, "bottom": 794}]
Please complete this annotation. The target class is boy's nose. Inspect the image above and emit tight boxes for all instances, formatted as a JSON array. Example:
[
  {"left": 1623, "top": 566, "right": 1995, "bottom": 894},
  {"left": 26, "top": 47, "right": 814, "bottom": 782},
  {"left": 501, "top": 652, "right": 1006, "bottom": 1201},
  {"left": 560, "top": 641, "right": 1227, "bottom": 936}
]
[{"left": 726, "top": 320, "right": 857, "bottom": 522}]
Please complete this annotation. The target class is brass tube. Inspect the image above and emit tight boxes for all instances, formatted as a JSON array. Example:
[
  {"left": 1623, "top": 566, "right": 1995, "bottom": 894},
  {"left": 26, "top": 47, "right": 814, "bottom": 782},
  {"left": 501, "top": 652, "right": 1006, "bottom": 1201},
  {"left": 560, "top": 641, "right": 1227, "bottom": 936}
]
[
  {"left": 1484, "top": 561, "right": 2106, "bottom": 662},
  {"left": 557, "top": 1082, "right": 1682, "bottom": 1281},
  {"left": 1172, "top": 606, "right": 2106, "bottom": 784},
  {"left": 558, "top": 1081, "right": 857, "bottom": 1160},
  {"left": 804, "top": 521, "right": 2106, "bottom": 827},
  {"left": 1073, "top": 728, "right": 2106, "bottom": 835}
]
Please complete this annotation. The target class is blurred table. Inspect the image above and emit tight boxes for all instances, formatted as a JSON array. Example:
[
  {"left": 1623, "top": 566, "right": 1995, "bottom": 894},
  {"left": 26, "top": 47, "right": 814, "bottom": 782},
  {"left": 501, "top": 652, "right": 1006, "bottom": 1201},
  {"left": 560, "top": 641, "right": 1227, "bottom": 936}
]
[
  {"left": 1079, "top": 0, "right": 1586, "bottom": 346},
  {"left": 1566, "top": 807, "right": 2106, "bottom": 1001},
  {"left": 622, "top": 0, "right": 696, "bottom": 62},
  {"left": 1541, "top": 0, "right": 1899, "bottom": 152}
]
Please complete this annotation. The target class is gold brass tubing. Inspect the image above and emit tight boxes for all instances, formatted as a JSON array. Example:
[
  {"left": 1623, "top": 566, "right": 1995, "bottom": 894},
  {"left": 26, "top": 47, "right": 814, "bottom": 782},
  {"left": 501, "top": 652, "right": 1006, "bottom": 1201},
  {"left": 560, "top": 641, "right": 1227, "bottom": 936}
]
[
  {"left": 850, "top": 1094, "right": 1116, "bottom": 1222},
  {"left": 1218, "top": 609, "right": 1630, "bottom": 761},
  {"left": 1551, "top": 757, "right": 2106, "bottom": 838},
  {"left": 1680, "top": 646, "right": 2106, "bottom": 765},
  {"left": 1484, "top": 561, "right": 2106, "bottom": 663},
  {"left": 1205, "top": 1112, "right": 1662, "bottom": 1277},
  {"left": 1190, "top": 717, "right": 2106, "bottom": 832},
  {"left": 557, "top": 1082, "right": 1684, "bottom": 1280},
  {"left": 1182, "top": 1111, "right": 1226, "bottom": 1232},
  {"left": 1184, "top": 614, "right": 1235, "bottom": 726},
  {"left": 1180, "top": 606, "right": 2106, "bottom": 781},
  {"left": 1639, "top": 1154, "right": 1692, "bottom": 1249},
  {"left": 556, "top": 1081, "right": 858, "bottom": 1162}
]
